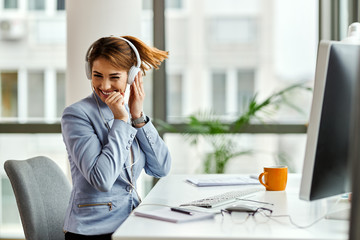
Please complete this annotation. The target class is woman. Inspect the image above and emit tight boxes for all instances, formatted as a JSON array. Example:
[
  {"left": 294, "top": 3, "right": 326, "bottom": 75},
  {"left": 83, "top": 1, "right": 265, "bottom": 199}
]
[{"left": 61, "top": 36, "right": 171, "bottom": 240}]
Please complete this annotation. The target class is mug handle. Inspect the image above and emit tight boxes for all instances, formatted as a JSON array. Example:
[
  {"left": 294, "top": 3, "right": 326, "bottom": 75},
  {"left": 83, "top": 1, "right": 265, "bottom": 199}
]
[{"left": 259, "top": 172, "right": 268, "bottom": 188}]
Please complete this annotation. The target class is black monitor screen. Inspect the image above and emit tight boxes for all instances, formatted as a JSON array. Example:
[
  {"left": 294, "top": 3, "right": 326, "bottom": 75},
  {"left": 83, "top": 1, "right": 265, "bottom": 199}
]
[{"left": 300, "top": 42, "right": 360, "bottom": 201}]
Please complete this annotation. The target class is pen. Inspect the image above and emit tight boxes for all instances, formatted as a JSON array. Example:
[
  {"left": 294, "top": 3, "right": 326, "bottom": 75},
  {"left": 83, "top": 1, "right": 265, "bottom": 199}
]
[{"left": 170, "top": 207, "right": 193, "bottom": 215}]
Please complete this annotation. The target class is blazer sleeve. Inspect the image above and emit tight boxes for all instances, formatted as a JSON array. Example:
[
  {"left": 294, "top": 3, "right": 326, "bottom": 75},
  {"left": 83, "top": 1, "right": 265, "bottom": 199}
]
[
  {"left": 61, "top": 104, "right": 137, "bottom": 192},
  {"left": 134, "top": 118, "right": 172, "bottom": 178}
]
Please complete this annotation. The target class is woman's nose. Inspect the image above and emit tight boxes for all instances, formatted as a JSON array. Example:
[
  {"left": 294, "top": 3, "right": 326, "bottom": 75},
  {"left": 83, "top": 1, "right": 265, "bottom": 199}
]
[{"left": 101, "top": 79, "right": 112, "bottom": 89}]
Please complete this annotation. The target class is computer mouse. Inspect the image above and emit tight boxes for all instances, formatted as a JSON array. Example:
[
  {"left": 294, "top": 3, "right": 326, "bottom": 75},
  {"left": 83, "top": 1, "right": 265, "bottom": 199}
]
[{"left": 225, "top": 204, "right": 258, "bottom": 213}]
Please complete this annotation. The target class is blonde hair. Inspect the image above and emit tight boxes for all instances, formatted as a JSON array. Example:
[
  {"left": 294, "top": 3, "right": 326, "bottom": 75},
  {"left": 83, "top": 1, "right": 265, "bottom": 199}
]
[{"left": 87, "top": 36, "right": 169, "bottom": 75}]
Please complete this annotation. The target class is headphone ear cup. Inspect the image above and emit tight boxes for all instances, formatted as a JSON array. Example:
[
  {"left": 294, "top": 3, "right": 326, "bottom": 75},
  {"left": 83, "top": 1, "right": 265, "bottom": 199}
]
[
  {"left": 85, "top": 62, "right": 92, "bottom": 80},
  {"left": 127, "top": 66, "right": 141, "bottom": 85}
]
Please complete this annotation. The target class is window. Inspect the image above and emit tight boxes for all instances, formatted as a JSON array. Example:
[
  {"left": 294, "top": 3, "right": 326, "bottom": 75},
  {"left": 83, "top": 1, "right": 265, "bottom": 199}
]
[
  {"left": 1, "top": 177, "right": 20, "bottom": 225},
  {"left": 0, "top": 70, "right": 66, "bottom": 121},
  {"left": 209, "top": 69, "right": 255, "bottom": 117},
  {"left": 28, "top": 0, "right": 45, "bottom": 10},
  {"left": 0, "top": 69, "right": 65, "bottom": 122},
  {"left": 163, "top": 0, "right": 318, "bottom": 177},
  {"left": 165, "top": 0, "right": 183, "bottom": 9},
  {"left": 142, "top": 0, "right": 152, "bottom": 10},
  {"left": 209, "top": 18, "right": 257, "bottom": 45},
  {"left": 57, "top": 0, "right": 65, "bottom": 10},
  {"left": 167, "top": 73, "right": 183, "bottom": 119},
  {"left": 56, "top": 72, "right": 65, "bottom": 118},
  {"left": 28, "top": 71, "right": 45, "bottom": 118},
  {"left": 211, "top": 71, "right": 226, "bottom": 115},
  {"left": 0, "top": 71, "right": 18, "bottom": 118},
  {"left": 165, "top": 0, "right": 317, "bottom": 122},
  {"left": 237, "top": 70, "right": 255, "bottom": 116},
  {"left": 4, "top": 0, "right": 18, "bottom": 9}
]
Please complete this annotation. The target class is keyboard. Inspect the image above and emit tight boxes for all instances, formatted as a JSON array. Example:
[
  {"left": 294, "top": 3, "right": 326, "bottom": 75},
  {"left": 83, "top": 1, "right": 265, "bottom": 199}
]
[{"left": 180, "top": 187, "right": 263, "bottom": 208}]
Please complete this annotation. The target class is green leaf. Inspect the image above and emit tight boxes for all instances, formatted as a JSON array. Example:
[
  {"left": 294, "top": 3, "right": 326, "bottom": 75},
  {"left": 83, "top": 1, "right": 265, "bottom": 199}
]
[{"left": 157, "top": 82, "right": 312, "bottom": 174}]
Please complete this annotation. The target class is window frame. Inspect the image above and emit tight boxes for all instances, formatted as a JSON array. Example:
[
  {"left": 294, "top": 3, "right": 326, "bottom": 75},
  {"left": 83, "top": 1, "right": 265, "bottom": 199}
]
[{"left": 0, "top": 0, "right": 358, "bottom": 133}]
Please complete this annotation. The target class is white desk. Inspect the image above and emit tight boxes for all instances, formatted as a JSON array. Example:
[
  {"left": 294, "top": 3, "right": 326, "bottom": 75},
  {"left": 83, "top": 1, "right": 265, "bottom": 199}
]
[{"left": 112, "top": 174, "right": 349, "bottom": 240}]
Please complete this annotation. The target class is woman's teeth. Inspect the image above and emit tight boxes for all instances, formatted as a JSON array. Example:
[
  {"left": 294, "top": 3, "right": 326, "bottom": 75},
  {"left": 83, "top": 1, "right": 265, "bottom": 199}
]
[{"left": 101, "top": 90, "right": 114, "bottom": 95}]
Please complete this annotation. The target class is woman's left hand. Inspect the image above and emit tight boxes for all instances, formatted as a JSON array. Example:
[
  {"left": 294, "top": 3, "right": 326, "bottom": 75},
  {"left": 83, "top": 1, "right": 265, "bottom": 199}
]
[{"left": 129, "top": 71, "right": 145, "bottom": 120}]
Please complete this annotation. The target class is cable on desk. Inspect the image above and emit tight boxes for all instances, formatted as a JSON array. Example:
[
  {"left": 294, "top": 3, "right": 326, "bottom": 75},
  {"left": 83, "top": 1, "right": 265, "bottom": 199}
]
[
  {"left": 261, "top": 211, "right": 326, "bottom": 229},
  {"left": 220, "top": 196, "right": 346, "bottom": 229},
  {"left": 260, "top": 196, "right": 345, "bottom": 229},
  {"left": 220, "top": 207, "right": 324, "bottom": 228},
  {"left": 235, "top": 198, "right": 274, "bottom": 206}
]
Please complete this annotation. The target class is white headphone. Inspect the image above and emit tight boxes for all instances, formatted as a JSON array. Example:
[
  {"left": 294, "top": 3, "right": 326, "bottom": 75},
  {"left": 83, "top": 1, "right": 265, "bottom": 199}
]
[{"left": 85, "top": 36, "right": 141, "bottom": 85}]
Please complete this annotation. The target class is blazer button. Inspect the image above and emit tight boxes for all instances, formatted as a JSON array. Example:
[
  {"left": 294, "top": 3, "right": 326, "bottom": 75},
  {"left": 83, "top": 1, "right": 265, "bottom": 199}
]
[
  {"left": 126, "top": 146, "right": 130, "bottom": 150},
  {"left": 128, "top": 140, "right": 132, "bottom": 144},
  {"left": 125, "top": 185, "right": 132, "bottom": 192},
  {"left": 130, "top": 133, "right": 135, "bottom": 138}
]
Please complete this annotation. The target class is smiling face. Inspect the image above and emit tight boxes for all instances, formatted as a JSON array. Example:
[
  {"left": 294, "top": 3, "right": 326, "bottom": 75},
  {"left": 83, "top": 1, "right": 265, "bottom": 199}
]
[{"left": 91, "top": 57, "right": 128, "bottom": 103}]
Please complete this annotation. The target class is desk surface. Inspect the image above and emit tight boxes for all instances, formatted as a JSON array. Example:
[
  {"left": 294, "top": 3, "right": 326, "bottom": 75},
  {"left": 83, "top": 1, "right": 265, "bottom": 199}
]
[{"left": 112, "top": 174, "right": 349, "bottom": 240}]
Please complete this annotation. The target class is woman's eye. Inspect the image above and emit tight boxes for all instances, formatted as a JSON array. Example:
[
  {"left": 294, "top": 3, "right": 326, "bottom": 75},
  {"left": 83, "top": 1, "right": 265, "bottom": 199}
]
[
  {"left": 111, "top": 77, "right": 120, "bottom": 80},
  {"left": 93, "top": 74, "right": 102, "bottom": 78}
]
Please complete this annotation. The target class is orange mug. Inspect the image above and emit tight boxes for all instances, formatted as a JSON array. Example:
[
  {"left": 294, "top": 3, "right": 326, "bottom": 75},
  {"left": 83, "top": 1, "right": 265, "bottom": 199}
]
[{"left": 258, "top": 166, "right": 288, "bottom": 191}]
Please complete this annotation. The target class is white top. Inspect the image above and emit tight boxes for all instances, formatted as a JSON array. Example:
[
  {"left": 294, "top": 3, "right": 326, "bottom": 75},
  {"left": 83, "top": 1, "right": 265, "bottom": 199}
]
[{"left": 112, "top": 174, "right": 349, "bottom": 240}]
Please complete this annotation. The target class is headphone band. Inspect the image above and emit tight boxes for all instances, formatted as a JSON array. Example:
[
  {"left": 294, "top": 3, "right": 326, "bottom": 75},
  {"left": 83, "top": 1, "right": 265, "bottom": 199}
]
[
  {"left": 86, "top": 36, "right": 141, "bottom": 67},
  {"left": 115, "top": 36, "right": 141, "bottom": 68},
  {"left": 85, "top": 36, "right": 142, "bottom": 84}
]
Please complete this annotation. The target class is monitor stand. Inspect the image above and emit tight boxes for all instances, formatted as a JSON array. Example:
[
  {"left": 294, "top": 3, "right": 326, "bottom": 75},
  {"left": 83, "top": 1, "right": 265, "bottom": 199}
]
[{"left": 325, "top": 196, "right": 351, "bottom": 220}]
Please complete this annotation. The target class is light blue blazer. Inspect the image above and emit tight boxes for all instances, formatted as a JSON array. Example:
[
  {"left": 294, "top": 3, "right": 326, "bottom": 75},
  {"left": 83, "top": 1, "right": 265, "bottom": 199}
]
[{"left": 61, "top": 93, "right": 171, "bottom": 235}]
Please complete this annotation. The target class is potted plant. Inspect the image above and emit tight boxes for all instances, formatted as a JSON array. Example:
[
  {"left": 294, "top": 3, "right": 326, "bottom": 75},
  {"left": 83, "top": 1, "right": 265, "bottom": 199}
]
[{"left": 157, "top": 82, "right": 311, "bottom": 173}]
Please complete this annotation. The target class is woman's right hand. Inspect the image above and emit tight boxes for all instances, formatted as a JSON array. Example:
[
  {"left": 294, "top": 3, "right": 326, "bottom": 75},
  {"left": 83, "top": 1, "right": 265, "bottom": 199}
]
[{"left": 105, "top": 92, "right": 128, "bottom": 122}]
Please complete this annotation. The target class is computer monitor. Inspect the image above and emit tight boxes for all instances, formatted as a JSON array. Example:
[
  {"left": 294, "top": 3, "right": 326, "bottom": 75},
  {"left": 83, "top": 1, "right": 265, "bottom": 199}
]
[
  {"left": 299, "top": 40, "right": 360, "bottom": 201},
  {"left": 349, "top": 42, "right": 360, "bottom": 238}
]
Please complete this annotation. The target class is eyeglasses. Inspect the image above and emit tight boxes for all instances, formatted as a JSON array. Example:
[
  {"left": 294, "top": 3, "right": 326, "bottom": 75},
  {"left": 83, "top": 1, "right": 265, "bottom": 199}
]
[
  {"left": 249, "top": 207, "right": 273, "bottom": 216},
  {"left": 220, "top": 207, "right": 273, "bottom": 225},
  {"left": 221, "top": 207, "right": 273, "bottom": 217}
]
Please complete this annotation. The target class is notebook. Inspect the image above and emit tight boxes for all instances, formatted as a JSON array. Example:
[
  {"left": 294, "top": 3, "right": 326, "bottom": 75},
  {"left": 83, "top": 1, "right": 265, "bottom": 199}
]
[
  {"left": 134, "top": 207, "right": 215, "bottom": 223},
  {"left": 186, "top": 176, "right": 260, "bottom": 187}
]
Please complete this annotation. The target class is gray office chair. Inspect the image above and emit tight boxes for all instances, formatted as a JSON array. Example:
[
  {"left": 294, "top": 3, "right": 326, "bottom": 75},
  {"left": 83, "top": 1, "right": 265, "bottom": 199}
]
[{"left": 4, "top": 156, "right": 71, "bottom": 240}]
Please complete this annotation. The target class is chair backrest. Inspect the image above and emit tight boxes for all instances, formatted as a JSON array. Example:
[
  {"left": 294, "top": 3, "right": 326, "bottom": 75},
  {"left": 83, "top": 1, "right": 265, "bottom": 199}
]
[{"left": 4, "top": 156, "right": 71, "bottom": 240}]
